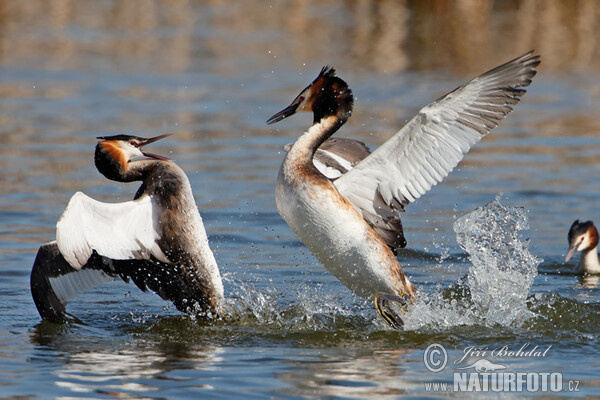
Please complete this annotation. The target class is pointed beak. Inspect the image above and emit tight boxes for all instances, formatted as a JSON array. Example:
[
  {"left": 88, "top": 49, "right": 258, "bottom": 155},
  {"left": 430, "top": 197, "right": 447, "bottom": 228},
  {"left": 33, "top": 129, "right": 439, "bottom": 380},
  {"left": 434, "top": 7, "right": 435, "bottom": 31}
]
[
  {"left": 565, "top": 242, "right": 579, "bottom": 262},
  {"left": 267, "top": 101, "right": 301, "bottom": 125},
  {"left": 139, "top": 134, "right": 172, "bottom": 160}
]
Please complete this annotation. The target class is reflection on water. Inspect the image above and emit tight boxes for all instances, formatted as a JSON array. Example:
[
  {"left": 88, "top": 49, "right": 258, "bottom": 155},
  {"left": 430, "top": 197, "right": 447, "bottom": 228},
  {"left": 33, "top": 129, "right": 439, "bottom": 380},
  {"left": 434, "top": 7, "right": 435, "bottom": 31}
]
[
  {"left": 2, "top": 0, "right": 600, "bottom": 75},
  {"left": 278, "top": 349, "right": 414, "bottom": 398},
  {"left": 31, "top": 322, "right": 225, "bottom": 397},
  {"left": 32, "top": 320, "right": 415, "bottom": 398},
  {"left": 580, "top": 274, "right": 600, "bottom": 289},
  {"left": 55, "top": 351, "right": 168, "bottom": 394},
  {"left": 2, "top": 0, "right": 600, "bottom": 398}
]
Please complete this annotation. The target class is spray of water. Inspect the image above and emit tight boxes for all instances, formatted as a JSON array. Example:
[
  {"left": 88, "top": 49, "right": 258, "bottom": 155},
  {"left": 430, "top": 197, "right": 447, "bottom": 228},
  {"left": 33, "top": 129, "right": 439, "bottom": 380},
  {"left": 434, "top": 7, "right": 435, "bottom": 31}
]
[
  {"left": 455, "top": 195, "right": 542, "bottom": 325},
  {"left": 220, "top": 276, "right": 369, "bottom": 332},
  {"left": 404, "top": 195, "right": 542, "bottom": 329}
]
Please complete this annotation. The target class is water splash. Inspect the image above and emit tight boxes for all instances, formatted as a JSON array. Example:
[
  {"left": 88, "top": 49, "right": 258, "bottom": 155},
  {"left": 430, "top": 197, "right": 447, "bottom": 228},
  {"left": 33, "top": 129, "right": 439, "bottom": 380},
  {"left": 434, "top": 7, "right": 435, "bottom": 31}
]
[
  {"left": 223, "top": 279, "right": 285, "bottom": 328},
  {"left": 221, "top": 277, "right": 372, "bottom": 332},
  {"left": 454, "top": 195, "right": 542, "bottom": 326},
  {"left": 405, "top": 196, "right": 543, "bottom": 329}
]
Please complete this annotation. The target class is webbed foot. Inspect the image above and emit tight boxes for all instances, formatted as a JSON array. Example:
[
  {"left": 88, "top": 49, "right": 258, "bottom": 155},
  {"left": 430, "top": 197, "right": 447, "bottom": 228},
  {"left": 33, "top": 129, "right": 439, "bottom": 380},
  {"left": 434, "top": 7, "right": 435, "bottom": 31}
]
[{"left": 374, "top": 292, "right": 410, "bottom": 331}]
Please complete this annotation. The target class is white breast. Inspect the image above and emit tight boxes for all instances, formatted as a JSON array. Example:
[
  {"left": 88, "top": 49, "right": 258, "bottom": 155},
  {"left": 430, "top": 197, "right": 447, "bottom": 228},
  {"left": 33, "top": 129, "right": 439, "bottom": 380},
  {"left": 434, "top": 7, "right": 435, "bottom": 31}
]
[{"left": 276, "top": 169, "right": 400, "bottom": 300}]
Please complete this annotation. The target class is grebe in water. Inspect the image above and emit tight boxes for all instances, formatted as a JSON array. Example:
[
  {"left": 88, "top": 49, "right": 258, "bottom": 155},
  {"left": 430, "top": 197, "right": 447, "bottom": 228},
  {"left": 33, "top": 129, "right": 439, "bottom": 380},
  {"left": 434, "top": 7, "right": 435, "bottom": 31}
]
[
  {"left": 566, "top": 220, "right": 600, "bottom": 275},
  {"left": 267, "top": 52, "right": 540, "bottom": 329},
  {"left": 31, "top": 134, "right": 223, "bottom": 322}
]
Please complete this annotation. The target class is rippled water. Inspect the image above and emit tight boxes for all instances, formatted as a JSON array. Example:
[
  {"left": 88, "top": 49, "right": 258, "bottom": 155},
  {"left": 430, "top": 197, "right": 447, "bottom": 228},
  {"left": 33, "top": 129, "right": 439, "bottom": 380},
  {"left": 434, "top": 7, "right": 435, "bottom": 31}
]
[{"left": 2, "top": 1, "right": 600, "bottom": 398}]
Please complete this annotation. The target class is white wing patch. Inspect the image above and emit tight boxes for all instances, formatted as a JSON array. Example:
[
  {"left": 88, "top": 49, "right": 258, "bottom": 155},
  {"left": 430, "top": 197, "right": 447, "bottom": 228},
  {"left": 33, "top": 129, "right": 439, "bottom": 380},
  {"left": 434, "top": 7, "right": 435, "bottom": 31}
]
[
  {"left": 313, "top": 158, "right": 343, "bottom": 179},
  {"left": 56, "top": 192, "right": 170, "bottom": 269}
]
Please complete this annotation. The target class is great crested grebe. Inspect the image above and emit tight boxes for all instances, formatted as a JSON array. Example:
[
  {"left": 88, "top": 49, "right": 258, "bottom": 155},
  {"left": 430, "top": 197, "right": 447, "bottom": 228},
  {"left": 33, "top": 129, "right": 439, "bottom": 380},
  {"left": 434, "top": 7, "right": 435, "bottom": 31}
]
[
  {"left": 30, "top": 134, "right": 223, "bottom": 322},
  {"left": 566, "top": 220, "right": 600, "bottom": 274},
  {"left": 267, "top": 51, "right": 540, "bottom": 329}
]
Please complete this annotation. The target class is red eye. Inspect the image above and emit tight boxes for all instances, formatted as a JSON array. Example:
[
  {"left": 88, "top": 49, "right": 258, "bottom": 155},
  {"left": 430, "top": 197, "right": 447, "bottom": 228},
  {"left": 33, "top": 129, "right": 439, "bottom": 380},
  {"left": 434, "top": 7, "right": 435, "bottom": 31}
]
[
  {"left": 299, "top": 96, "right": 305, "bottom": 102},
  {"left": 130, "top": 140, "right": 136, "bottom": 146}
]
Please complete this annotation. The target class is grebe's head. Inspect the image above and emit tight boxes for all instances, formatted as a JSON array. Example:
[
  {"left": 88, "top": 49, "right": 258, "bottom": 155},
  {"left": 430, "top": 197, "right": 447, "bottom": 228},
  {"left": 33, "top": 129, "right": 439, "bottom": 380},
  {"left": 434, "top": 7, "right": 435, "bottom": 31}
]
[
  {"left": 566, "top": 220, "right": 599, "bottom": 261},
  {"left": 94, "top": 134, "right": 171, "bottom": 181},
  {"left": 267, "top": 66, "right": 353, "bottom": 125},
  {"left": 96, "top": 134, "right": 171, "bottom": 165}
]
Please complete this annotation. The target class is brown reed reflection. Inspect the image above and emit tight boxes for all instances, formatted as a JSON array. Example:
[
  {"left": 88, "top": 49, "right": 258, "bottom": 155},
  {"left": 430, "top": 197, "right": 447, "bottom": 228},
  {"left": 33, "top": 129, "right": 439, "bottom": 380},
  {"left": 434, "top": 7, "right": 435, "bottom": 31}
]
[{"left": 0, "top": 0, "right": 600, "bottom": 75}]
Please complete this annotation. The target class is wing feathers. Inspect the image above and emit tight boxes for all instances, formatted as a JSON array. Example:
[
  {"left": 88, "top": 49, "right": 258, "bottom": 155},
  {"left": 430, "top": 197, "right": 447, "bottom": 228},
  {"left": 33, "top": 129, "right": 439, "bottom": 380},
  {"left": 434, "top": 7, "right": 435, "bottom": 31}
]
[
  {"left": 56, "top": 192, "right": 169, "bottom": 270},
  {"left": 30, "top": 241, "right": 211, "bottom": 322},
  {"left": 31, "top": 242, "right": 111, "bottom": 322},
  {"left": 334, "top": 51, "right": 540, "bottom": 251},
  {"left": 50, "top": 267, "right": 111, "bottom": 305}
]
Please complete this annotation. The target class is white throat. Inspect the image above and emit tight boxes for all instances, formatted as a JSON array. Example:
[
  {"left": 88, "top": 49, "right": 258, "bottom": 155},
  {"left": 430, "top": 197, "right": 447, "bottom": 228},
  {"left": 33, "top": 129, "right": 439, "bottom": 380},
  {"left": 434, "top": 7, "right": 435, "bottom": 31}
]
[{"left": 579, "top": 246, "right": 600, "bottom": 274}]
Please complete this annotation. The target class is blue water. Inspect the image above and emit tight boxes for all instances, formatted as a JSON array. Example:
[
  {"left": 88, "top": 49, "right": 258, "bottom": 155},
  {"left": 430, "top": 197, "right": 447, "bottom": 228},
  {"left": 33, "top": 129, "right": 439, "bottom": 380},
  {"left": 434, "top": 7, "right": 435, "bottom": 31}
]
[{"left": 2, "top": 1, "right": 600, "bottom": 398}]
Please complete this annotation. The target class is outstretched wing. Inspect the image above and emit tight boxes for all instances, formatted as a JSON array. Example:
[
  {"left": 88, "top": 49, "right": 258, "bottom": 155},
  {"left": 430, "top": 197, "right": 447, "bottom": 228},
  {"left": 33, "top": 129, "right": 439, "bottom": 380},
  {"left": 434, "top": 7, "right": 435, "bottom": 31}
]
[
  {"left": 334, "top": 51, "right": 540, "bottom": 251},
  {"left": 30, "top": 242, "right": 216, "bottom": 322},
  {"left": 30, "top": 242, "right": 112, "bottom": 322},
  {"left": 56, "top": 192, "right": 169, "bottom": 269}
]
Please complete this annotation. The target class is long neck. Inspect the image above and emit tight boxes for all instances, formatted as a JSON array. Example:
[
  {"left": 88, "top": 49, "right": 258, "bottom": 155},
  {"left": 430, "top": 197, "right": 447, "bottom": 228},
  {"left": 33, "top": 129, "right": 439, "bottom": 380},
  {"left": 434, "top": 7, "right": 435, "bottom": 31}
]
[
  {"left": 579, "top": 245, "right": 600, "bottom": 274},
  {"left": 287, "top": 115, "right": 346, "bottom": 165}
]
